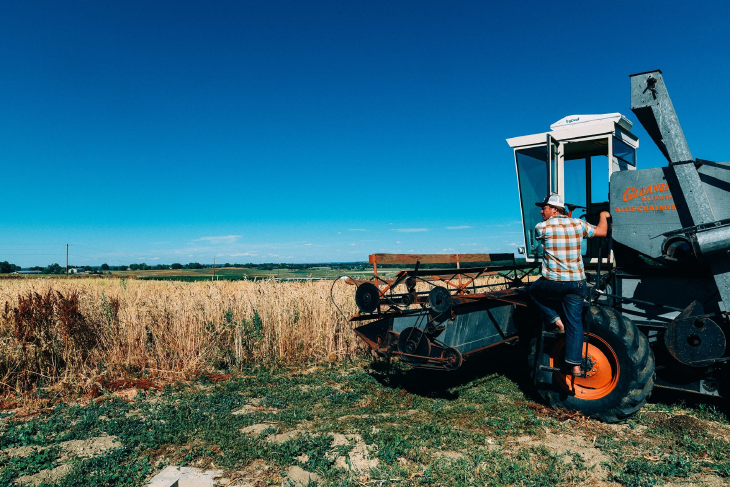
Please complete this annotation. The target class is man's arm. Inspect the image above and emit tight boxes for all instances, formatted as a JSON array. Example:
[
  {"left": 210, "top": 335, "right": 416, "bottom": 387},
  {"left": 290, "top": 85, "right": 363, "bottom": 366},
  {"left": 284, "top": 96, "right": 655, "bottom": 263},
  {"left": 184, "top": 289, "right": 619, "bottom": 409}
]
[{"left": 593, "top": 211, "right": 611, "bottom": 237}]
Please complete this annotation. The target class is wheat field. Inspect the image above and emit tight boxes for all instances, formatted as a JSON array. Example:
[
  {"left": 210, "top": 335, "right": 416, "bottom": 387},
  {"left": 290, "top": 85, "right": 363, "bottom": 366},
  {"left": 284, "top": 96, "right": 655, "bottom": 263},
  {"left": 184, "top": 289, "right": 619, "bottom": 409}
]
[{"left": 0, "top": 274, "right": 513, "bottom": 399}]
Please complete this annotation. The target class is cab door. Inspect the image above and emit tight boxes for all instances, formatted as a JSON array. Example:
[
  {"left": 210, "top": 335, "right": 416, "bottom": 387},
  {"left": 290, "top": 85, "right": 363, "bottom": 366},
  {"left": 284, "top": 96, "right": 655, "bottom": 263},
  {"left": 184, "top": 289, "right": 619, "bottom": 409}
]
[{"left": 514, "top": 135, "right": 563, "bottom": 260}]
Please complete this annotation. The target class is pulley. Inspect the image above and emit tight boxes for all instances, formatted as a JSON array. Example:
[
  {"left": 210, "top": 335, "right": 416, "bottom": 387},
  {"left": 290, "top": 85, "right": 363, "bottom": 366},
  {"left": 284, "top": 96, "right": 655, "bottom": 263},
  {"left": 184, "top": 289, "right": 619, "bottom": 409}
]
[
  {"left": 397, "top": 327, "right": 431, "bottom": 366},
  {"left": 355, "top": 282, "right": 380, "bottom": 313},
  {"left": 443, "top": 347, "right": 463, "bottom": 371},
  {"left": 429, "top": 286, "right": 452, "bottom": 313}
]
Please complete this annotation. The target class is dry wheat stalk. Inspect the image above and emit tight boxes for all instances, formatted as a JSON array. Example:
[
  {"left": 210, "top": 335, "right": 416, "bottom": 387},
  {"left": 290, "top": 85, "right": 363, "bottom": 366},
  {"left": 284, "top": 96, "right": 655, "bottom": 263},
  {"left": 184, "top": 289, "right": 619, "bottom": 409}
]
[{"left": 0, "top": 273, "right": 513, "bottom": 397}]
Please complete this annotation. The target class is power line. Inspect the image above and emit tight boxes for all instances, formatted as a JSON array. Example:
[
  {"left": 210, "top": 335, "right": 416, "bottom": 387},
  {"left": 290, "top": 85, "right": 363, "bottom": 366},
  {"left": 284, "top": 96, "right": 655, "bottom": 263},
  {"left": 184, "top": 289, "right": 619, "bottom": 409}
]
[{"left": 0, "top": 253, "right": 67, "bottom": 256}]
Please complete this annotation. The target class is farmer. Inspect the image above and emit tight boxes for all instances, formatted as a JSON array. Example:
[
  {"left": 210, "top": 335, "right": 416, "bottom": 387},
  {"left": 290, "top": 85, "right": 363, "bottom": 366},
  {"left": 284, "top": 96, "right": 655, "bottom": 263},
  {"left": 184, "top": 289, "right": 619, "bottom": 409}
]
[{"left": 527, "top": 194, "right": 610, "bottom": 377}]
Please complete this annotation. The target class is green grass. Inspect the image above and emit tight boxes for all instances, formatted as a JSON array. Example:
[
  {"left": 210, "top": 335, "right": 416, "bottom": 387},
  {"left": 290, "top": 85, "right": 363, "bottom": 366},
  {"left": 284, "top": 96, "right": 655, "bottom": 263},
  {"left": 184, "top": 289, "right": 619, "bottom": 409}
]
[{"left": 2, "top": 350, "right": 730, "bottom": 486}]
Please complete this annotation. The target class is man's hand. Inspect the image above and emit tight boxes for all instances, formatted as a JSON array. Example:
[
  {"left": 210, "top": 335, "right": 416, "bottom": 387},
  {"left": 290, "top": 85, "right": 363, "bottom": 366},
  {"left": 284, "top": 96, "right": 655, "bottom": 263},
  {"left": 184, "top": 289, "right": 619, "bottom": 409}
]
[{"left": 595, "top": 211, "right": 611, "bottom": 237}]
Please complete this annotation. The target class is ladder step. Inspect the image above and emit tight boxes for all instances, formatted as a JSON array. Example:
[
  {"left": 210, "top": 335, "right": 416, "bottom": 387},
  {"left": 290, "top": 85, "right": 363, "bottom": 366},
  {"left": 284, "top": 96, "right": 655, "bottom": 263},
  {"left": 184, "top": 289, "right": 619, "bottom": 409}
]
[{"left": 538, "top": 365, "right": 561, "bottom": 373}]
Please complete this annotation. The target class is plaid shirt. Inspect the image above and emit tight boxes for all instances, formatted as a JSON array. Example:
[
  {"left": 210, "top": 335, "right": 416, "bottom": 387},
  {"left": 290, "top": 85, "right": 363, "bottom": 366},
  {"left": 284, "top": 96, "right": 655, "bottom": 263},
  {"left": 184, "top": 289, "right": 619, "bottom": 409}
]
[{"left": 535, "top": 215, "right": 596, "bottom": 281}]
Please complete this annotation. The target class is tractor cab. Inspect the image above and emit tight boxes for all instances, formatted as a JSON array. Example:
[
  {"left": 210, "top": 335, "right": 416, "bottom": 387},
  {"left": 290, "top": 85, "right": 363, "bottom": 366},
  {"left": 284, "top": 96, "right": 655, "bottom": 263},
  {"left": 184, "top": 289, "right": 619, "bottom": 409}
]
[{"left": 507, "top": 113, "right": 639, "bottom": 264}]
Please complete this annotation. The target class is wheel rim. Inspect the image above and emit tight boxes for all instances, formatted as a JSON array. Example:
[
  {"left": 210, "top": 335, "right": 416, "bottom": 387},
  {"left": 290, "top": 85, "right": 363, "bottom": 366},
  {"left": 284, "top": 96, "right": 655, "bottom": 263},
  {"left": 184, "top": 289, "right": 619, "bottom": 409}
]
[{"left": 549, "top": 334, "right": 619, "bottom": 399}]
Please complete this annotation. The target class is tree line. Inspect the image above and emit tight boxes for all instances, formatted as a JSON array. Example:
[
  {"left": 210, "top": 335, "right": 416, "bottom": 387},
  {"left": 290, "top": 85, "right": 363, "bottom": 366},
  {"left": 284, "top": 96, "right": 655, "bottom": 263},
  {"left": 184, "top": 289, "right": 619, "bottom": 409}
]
[
  {"left": 0, "top": 261, "right": 21, "bottom": 273},
  {"left": 1, "top": 259, "right": 523, "bottom": 275},
  {"left": 0, "top": 261, "right": 374, "bottom": 274}
]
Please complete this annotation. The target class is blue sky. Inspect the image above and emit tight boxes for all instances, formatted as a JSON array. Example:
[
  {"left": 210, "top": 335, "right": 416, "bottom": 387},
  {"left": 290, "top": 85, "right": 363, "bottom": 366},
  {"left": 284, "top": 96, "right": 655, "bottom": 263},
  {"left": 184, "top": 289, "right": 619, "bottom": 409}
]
[{"left": 2, "top": 1, "right": 729, "bottom": 267}]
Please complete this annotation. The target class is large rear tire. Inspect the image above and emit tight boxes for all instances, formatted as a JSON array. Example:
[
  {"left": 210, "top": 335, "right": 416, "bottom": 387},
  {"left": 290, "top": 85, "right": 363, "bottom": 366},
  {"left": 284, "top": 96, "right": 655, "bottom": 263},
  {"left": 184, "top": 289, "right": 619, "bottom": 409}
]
[{"left": 528, "top": 305, "right": 654, "bottom": 423}]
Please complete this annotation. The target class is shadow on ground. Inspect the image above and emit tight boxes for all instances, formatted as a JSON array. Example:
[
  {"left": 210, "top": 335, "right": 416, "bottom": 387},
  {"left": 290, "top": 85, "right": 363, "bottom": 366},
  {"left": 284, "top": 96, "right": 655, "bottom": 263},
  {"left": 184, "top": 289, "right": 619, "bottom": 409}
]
[
  {"left": 366, "top": 339, "right": 730, "bottom": 423},
  {"left": 365, "top": 341, "right": 541, "bottom": 401},
  {"left": 648, "top": 386, "right": 730, "bottom": 420}
]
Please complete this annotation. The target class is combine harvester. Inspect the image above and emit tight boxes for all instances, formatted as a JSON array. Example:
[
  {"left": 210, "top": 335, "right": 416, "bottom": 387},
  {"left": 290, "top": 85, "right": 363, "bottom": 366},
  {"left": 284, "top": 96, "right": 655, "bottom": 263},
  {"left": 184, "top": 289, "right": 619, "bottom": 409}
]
[{"left": 340, "top": 70, "right": 730, "bottom": 422}]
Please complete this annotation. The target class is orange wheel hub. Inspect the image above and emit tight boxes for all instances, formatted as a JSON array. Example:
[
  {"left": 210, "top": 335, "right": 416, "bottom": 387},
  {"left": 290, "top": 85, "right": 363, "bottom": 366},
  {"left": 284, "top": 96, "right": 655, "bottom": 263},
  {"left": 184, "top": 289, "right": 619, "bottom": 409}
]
[{"left": 550, "top": 334, "right": 619, "bottom": 399}]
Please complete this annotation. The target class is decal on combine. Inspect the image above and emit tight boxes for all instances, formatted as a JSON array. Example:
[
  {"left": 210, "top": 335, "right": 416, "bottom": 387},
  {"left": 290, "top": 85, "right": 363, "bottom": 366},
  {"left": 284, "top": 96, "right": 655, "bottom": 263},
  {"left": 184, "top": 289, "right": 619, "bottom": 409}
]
[
  {"left": 617, "top": 182, "right": 675, "bottom": 213},
  {"left": 615, "top": 204, "right": 675, "bottom": 213},
  {"left": 622, "top": 183, "right": 671, "bottom": 202}
]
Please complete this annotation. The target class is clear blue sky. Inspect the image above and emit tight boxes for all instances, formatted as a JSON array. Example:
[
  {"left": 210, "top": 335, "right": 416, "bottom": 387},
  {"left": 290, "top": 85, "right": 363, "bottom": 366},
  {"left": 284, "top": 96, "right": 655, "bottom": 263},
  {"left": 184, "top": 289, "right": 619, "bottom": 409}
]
[{"left": 2, "top": 1, "right": 729, "bottom": 267}]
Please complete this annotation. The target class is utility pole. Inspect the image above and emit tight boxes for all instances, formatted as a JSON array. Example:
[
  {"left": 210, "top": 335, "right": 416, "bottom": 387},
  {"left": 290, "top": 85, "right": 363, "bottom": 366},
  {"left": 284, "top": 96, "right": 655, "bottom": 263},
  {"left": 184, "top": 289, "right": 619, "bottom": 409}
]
[
  {"left": 213, "top": 257, "right": 216, "bottom": 281},
  {"left": 65, "top": 244, "right": 72, "bottom": 276}
]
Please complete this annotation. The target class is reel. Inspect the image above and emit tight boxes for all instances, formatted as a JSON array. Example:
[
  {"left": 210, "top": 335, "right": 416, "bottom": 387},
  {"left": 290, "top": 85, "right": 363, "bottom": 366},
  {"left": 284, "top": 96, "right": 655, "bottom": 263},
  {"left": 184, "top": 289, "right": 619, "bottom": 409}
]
[{"left": 355, "top": 282, "right": 380, "bottom": 313}]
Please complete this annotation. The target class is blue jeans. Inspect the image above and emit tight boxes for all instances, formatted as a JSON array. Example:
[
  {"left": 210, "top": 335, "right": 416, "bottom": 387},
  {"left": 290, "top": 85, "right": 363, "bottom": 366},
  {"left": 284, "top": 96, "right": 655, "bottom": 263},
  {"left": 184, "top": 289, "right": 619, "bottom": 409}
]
[{"left": 527, "top": 277, "right": 588, "bottom": 365}]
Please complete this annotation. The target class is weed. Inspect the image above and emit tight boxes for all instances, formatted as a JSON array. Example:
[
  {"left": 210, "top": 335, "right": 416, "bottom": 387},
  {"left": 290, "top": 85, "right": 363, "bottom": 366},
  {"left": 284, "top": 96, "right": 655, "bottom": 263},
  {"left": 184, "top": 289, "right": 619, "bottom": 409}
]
[
  {"left": 1, "top": 289, "right": 104, "bottom": 396},
  {"left": 368, "top": 429, "right": 411, "bottom": 464},
  {"left": 0, "top": 445, "right": 62, "bottom": 484},
  {"left": 609, "top": 454, "right": 697, "bottom": 486}
]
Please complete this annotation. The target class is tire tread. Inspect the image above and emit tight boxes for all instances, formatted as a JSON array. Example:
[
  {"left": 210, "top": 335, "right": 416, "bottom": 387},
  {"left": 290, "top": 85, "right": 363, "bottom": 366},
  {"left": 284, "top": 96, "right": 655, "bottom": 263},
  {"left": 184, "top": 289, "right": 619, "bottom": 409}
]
[{"left": 529, "top": 305, "right": 655, "bottom": 423}]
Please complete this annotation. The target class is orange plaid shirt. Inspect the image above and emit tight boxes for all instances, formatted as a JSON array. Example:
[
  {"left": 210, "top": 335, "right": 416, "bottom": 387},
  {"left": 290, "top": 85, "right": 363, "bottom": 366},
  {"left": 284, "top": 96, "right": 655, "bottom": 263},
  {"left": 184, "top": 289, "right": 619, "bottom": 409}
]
[{"left": 535, "top": 215, "right": 596, "bottom": 281}]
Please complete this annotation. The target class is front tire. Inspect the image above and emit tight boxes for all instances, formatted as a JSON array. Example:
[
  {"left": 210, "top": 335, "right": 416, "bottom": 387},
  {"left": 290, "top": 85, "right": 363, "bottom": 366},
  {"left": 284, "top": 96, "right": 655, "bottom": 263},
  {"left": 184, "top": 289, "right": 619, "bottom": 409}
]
[{"left": 528, "top": 305, "right": 654, "bottom": 423}]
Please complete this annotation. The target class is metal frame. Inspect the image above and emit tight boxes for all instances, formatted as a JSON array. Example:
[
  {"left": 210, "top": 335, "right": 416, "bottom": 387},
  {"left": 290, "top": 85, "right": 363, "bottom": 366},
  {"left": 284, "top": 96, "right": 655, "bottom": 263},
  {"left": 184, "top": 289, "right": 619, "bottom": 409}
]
[
  {"left": 348, "top": 253, "right": 538, "bottom": 321},
  {"left": 342, "top": 253, "right": 539, "bottom": 371}
]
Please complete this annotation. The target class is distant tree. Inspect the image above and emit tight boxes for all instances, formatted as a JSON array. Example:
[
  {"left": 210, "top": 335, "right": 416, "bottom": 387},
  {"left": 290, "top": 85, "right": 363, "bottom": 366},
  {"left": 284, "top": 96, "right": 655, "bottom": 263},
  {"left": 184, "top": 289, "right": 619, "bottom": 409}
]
[
  {"left": 186, "top": 262, "right": 204, "bottom": 269},
  {"left": 224, "top": 263, "right": 231, "bottom": 268},
  {"left": 43, "top": 263, "right": 64, "bottom": 274},
  {"left": 0, "top": 261, "right": 20, "bottom": 273},
  {"left": 154, "top": 264, "right": 169, "bottom": 270},
  {"left": 29, "top": 266, "right": 44, "bottom": 271},
  {"left": 171, "top": 263, "right": 183, "bottom": 269},
  {"left": 101, "top": 263, "right": 110, "bottom": 271}
]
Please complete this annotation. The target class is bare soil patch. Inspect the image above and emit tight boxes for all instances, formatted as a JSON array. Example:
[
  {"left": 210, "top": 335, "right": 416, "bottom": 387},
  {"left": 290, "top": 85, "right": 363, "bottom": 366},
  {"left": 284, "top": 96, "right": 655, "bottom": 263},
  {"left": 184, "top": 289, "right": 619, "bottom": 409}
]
[
  {"left": 233, "top": 398, "right": 280, "bottom": 415},
  {"left": 6, "top": 434, "right": 122, "bottom": 486},
  {"left": 329, "top": 433, "right": 378, "bottom": 473},
  {"left": 241, "top": 423, "right": 276, "bottom": 436},
  {"left": 16, "top": 464, "right": 74, "bottom": 486},
  {"left": 517, "top": 431, "right": 612, "bottom": 480}
]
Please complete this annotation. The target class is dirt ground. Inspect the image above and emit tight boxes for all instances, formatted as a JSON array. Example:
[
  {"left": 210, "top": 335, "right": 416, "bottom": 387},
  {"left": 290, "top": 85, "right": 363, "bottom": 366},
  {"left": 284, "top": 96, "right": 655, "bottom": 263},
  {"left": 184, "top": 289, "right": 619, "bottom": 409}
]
[{"left": 3, "top": 361, "right": 730, "bottom": 486}]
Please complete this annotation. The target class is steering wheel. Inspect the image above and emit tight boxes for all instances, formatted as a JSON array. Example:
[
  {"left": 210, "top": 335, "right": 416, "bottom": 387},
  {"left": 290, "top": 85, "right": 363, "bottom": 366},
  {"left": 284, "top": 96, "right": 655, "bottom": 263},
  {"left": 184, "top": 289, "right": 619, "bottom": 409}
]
[{"left": 565, "top": 202, "right": 587, "bottom": 219}]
